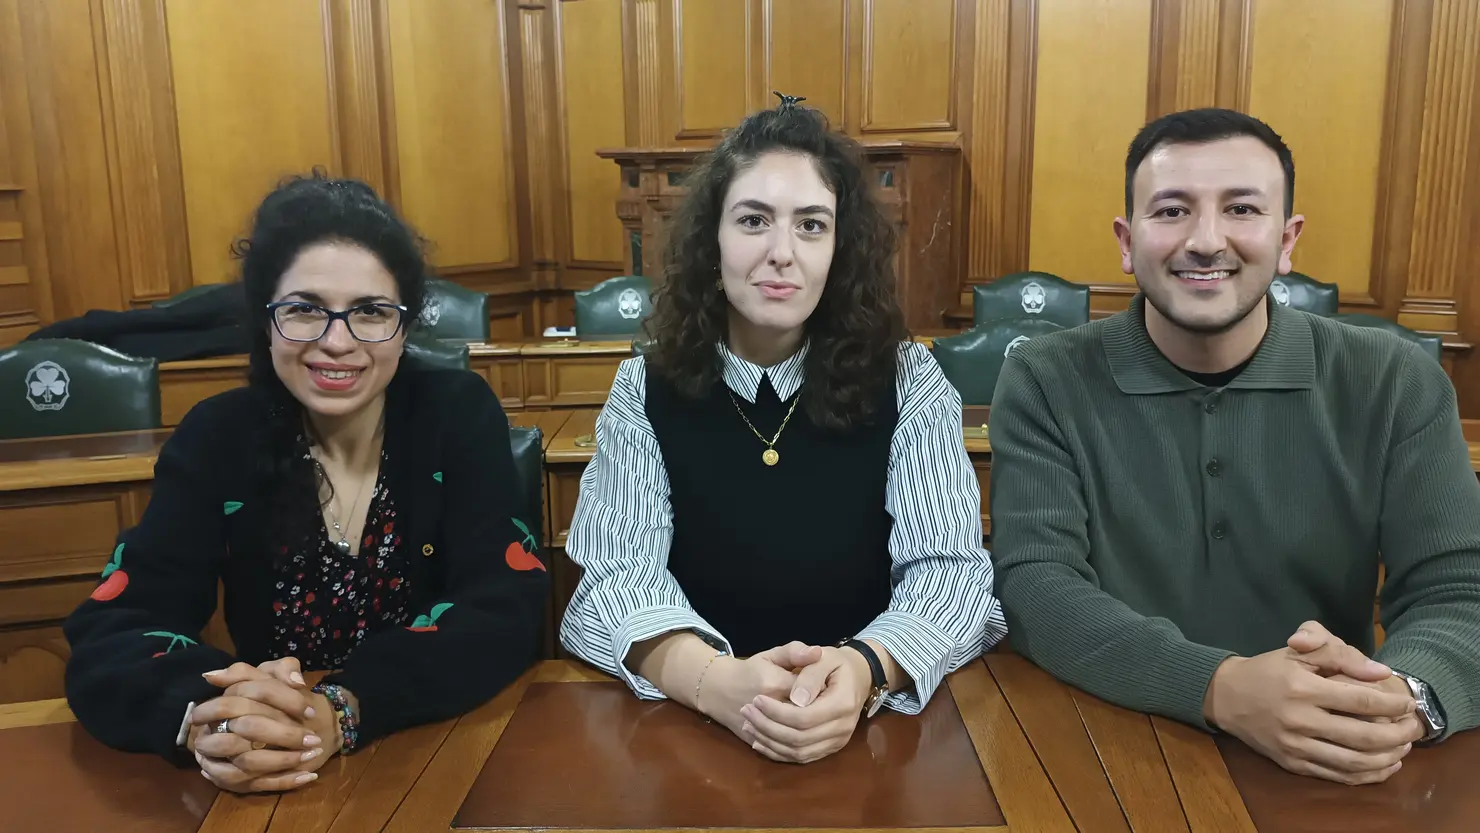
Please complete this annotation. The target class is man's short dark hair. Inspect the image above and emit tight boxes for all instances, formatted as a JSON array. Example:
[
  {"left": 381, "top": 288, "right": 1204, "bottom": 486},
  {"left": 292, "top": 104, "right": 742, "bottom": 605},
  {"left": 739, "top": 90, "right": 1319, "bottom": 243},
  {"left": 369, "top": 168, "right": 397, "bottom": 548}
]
[{"left": 1124, "top": 108, "right": 1295, "bottom": 219}]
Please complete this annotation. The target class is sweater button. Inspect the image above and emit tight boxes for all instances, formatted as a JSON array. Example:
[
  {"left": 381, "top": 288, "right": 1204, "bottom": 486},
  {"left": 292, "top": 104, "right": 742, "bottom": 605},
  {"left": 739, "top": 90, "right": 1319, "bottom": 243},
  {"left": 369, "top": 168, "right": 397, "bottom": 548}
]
[
  {"left": 1211, "top": 522, "right": 1227, "bottom": 540},
  {"left": 1206, "top": 459, "right": 1221, "bottom": 477},
  {"left": 1204, "top": 400, "right": 1217, "bottom": 414}
]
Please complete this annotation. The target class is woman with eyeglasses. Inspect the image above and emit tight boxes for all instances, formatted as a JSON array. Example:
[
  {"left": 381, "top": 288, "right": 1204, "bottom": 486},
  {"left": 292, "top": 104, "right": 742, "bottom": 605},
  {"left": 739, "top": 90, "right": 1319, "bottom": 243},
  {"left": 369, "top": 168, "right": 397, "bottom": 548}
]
[{"left": 63, "top": 172, "right": 547, "bottom": 792}]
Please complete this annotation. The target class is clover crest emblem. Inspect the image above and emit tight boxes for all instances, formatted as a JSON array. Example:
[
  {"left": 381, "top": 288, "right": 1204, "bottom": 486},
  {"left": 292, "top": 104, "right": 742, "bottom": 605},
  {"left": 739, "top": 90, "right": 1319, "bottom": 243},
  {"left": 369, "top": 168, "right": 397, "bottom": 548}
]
[
  {"left": 1020, "top": 281, "right": 1047, "bottom": 314},
  {"left": 617, "top": 288, "right": 644, "bottom": 320},
  {"left": 1270, "top": 279, "right": 1291, "bottom": 306},
  {"left": 1004, "top": 335, "right": 1031, "bottom": 357},
  {"left": 25, "top": 361, "right": 70, "bottom": 411}
]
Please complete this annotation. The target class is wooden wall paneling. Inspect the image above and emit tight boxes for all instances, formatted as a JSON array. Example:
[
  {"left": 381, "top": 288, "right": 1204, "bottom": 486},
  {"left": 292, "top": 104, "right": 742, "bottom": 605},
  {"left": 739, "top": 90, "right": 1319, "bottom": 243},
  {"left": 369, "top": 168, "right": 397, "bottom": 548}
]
[
  {"left": 165, "top": 0, "right": 340, "bottom": 287},
  {"left": 666, "top": 0, "right": 757, "bottom": 141},
  {"left": 18, "top": 0, "right": 127, "bottom": 321},
  {"left": 962, "top": 0, "right": 1036, "bottom": 302},
  {"left": 763, "top": 0, "right": 847, "bottom": 128},
  {"left": 488, "top": 294, "right": 535, "bottom": 342},
  {"left": 1146, "top": 0, "right": 1251, "bottom": 117},
  {"left": 329, "top": 0, "right": 390, "bottom": 195},
  {"left": 0, "top": 626, "right": 69, "bottom": 704},
  {"left": 0, "top": 0, "right": 53, "bottom": 344},
  {"left": 1398, "top": 0, "right": 1479, "bottom": 341},
  {"left": 1246, "top": 0, "right": 1394, "bottom": 307},
  {"left": 856, "top": 0, "right": 961, "bottom": 136},
  {"left": 1026, "top": 0, "right": 1153, "bottom": 302},
  {"left": 554, "top": 0, "right": 627, "bottom": 292},
  {"left": 622, "top": 0, "right": 666, "bottom": 147},
  {"left": 1461, "top": 64, "right": 1480, "bottom": 415},
  {"left": 519, "top": 2, "right": 559, "bottom": 294}
]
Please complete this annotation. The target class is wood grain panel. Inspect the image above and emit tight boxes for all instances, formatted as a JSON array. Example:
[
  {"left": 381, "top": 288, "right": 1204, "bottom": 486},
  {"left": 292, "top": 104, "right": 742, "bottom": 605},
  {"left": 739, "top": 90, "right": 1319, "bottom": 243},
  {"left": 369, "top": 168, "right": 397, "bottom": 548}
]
[
  {"left": 765, "top": 0, "right": 846, "bottom": 127},
  {"left": 0, "top": 577, "right": 93, "bottom": 627},
  {"left": 1401, "top": 0, "right": 1479, "bottom": 332},
  {"left": 521, "top": 6, "right": 557, "bottom": 269},
  {"left": 1027, "top": 0, "right": 1152, "bottom": 285},
  {"left": 558, "top": 0, "right": 627, "bottom": 269},
  {"left": 1247, "top": 0, "right": 1393, "bottom": 304},
  {"left": 95, "top": 0, "right": 191, "bottom": 304},
  {"left": 1153, "top": 715, "right": 1257, "bottom": 832},
  {"left": 0, "top": 0, "right": 53, "bottom": 340},
  {"left": 18, "top": 0, "right": 126, "bottom": 319},
  {"left": 385, "top": 0, "right": 517, "bottom": 269},
  {"left": 860, "top": 0, "right": 957, "bottom": 132},
  {"left": 0, "top": 626, "right": 69, "bottom": 704},
  {"left": 0, "top": 489, "right": 136, "bottom": 582},
  {"left": 329, "top": 0, "right": 388, "bottom": 195},
  {"left": 626, "top": 0, "right": 665, "bottom": 146},
  {"left": 166, "top": 0, "right": 338, "bottom": 286},
  {"left": 672, "top": 0, "right": 753, "bottom": 139},
  {"left": 1073, "top": 690, "right": 1190, "bottom": 833}
]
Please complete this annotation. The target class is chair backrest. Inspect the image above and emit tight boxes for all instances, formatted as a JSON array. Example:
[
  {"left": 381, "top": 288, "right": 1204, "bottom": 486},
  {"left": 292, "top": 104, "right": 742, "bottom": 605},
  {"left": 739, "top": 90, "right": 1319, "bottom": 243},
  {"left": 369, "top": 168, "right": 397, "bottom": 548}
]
[
  {"left": 1332, "top": 313, "right": 1443, "bottom": 364},
  {"left": 151, "top": 283, "right": 231, "bottom": 309},
  {"left": 0, "top": 339, "right": 161, "bottom": 439},
  {"left": 574, "top": 276, "right": 653, "bottom": 339},
  {"left": 973, "top": 272, "right": 1090, "bottom": 330},
  {"left": 507, "top": 425, "right": 544, "bottom": 554},
  {"left": 420, "top": 278, "right": 490, "bottom": 341},
  {"left": 402, "top": 336, "right": 471, "bottom": 371},
  {"left": 931, "top": 317, "right": 1066, "bottom": 406},
  {"left": 1268, "top": 272, "right": 1338, "bottom": 316}
]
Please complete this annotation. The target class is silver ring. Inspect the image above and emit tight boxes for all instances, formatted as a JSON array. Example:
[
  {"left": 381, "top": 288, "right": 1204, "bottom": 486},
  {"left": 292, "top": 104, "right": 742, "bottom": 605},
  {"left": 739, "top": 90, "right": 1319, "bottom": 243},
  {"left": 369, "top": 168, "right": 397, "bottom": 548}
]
[{"left": 214, "top": 719, "right": 231, "bottom": 734}]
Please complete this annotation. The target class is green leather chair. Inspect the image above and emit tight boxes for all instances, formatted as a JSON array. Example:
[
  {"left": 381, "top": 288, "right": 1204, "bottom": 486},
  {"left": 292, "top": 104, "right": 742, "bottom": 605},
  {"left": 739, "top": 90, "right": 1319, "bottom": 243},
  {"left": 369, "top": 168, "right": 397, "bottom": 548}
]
[
  {"left": 0, "top": 339, "right": 161, "bottom": 440},
  {"left": 402, "top": 336, "right": 471, "bottom": 371},
  {"left": 507, "top": 423, "right": 550, "bottom": 655},
  {"left": 574, "top": 276, "right": 653, "bottom": 340},
  {"left": 151, "top": 283, "right": 230, "bottom": 309},
  {"left": 1269, "top": 272, "right": 1339, "bottom": 316},
  {"left": 973, "top": 272, "right": 1089, "bottom": 330},
  {"left": 932, "top": 318, "right": 1066, "bottom": 406},
  {"left": 1332, "top": 313, "right": 1443, "bottom": 364},
  {"left": 420, "top": 278, "right": 490, "bottom": 341},
  {"left": 630, "top": 336, "right": 654, "bottom": 356}
]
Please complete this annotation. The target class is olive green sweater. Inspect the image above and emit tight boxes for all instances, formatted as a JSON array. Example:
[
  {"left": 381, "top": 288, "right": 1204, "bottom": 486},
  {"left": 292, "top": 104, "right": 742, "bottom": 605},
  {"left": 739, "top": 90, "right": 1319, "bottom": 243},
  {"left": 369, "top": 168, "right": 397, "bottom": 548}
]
[{"left": 989, "top": 296, "right": 1480, "bottom": 737}]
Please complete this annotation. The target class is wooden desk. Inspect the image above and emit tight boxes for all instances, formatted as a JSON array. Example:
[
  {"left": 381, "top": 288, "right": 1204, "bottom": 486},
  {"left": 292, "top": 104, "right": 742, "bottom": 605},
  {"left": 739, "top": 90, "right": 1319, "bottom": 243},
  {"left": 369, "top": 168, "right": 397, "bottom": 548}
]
[{"left": 4, "top": 657, "right": 1476, "bottom": 832}]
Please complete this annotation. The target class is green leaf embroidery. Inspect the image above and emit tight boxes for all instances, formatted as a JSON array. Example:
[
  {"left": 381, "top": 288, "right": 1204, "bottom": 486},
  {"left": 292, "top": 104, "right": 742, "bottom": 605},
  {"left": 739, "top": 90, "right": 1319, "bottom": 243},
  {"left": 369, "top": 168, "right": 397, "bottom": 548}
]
[
  {"left": 511, "top": 518, "right": 537, "bottom": 550},
  {"left": 142, "top": 631, "right": 198, "bottom": 654},
  {"left": 429, "top": 602, "right": 454, "bottom": 622},
  {"left": 101, "top": 543, "right": 124, "bottom": 578},
  {"left": 411, "top": 614, "right": 434, "bottom": 628},
  {"left": 432, "top": 472, "right": 443, "bottom": 483},
  {"left": 224, "top": 501, "right": 244, "bottom": 515}
]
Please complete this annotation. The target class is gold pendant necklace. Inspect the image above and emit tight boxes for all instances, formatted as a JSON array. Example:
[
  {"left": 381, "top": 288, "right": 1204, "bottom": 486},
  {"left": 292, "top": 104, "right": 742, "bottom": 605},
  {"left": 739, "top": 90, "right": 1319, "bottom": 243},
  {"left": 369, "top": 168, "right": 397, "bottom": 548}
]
[{"left": 728, "top": 388, "right": 801, "bottom": 466}]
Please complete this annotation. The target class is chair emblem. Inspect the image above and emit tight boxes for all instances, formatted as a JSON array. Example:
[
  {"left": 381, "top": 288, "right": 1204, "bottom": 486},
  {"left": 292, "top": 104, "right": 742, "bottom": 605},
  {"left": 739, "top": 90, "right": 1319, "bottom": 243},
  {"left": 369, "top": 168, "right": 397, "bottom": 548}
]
[
  {"left": 25, "top": 361, "right": 70, "bottom": 411},
  {"left": 617, "top": 288, "right": 644, "bottom": 320},
  {"left": 1005, "top": 335, "right": 1031, "bottom": 357},
  {"left": 1270, "top": 279, "right": 1291, "bottom": 306},
  {"left": 421, "top": 294, "right": 443, "bottom": 327},
  {"left": 1020, "top": 281, "right": 1047, "bottom": 314}
]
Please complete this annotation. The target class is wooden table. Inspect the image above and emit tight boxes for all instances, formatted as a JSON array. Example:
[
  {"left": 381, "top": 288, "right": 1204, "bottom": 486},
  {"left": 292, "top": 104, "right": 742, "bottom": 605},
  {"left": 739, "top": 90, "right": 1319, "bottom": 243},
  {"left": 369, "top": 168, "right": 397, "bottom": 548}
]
[{"left": 3, "top": 656, "right": 1475, "bottom": 832}]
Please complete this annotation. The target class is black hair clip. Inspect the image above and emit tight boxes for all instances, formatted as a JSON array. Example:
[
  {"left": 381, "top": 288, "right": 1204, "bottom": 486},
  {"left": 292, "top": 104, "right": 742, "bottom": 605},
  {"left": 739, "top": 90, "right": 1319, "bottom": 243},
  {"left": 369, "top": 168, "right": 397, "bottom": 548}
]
[{"left": 773, "top": 91, "right": 807, "bottom": 110}]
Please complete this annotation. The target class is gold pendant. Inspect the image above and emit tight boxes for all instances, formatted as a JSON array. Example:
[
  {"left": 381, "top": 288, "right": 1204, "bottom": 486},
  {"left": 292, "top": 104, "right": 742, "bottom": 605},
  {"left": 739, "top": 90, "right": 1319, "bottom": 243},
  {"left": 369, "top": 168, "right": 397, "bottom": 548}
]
[{"left": 762, "top": 448, "right": 779, "bottom": 466}]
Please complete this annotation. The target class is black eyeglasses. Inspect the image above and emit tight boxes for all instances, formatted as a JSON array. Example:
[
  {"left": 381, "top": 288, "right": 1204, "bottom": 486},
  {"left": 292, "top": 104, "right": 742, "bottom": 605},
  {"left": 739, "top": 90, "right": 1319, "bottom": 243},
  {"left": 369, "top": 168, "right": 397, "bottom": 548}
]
[{"left": 266, "top": 301, "right": 408, "bottom": 343}]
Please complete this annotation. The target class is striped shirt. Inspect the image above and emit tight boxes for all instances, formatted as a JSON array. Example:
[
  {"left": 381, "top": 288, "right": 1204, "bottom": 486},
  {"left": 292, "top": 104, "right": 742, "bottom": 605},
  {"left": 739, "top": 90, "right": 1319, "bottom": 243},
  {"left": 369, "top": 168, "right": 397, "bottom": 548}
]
[{"left": 558, "top": 340, "right": 1007, "bottom": 713}]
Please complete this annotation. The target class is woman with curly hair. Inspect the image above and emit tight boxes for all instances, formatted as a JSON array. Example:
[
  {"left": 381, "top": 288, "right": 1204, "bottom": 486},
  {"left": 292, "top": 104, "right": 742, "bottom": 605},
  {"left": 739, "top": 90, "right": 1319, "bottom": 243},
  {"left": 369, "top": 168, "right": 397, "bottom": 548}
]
[
  {"left": 560, "top": 96, "right": 1006, "bottom": 764},
  {"left": 63, "top": 172, "right": 547, "bottom": 792}
]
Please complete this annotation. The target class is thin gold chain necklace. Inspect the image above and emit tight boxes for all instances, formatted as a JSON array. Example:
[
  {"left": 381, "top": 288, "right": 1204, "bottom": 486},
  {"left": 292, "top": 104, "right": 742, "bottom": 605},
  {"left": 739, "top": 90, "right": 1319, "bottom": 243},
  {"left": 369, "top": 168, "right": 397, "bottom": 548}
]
[{"left": 726, "top": 387, "right": 801, "bottom": 466}]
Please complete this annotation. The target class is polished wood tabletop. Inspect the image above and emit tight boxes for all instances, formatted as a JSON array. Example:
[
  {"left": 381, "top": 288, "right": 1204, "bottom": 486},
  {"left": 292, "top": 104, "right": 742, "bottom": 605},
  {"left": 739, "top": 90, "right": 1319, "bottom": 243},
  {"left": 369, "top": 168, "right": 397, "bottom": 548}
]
[
  {"left": 3, "top": 656, "right": 1475, "bottom": 833},
  {"left": 0, "top": 429, "right": 170, "bottom": 491}
]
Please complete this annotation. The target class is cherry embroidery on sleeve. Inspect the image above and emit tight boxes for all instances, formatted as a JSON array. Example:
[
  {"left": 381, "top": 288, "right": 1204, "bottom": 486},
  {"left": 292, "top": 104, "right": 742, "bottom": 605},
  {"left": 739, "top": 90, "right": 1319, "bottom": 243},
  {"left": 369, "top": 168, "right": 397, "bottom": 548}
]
[
  {"left": 144, "top": 631, "right": 198, "bottom": 658},
  {"left": 504, "top": 518, "right": 545, "bottom": 572},
  {"left": 408, "top": 602, "right": 453, "bottom": 632},
  {"left": 91, "top": 543, "right": 129, "bottom": 601}
]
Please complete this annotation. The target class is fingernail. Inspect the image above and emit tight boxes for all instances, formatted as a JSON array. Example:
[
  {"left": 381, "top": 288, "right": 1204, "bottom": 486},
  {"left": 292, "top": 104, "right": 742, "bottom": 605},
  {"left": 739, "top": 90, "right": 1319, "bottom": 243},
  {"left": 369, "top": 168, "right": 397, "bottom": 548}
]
[
  {"left": 741, "top": 721, "right": 753, "bottom": 735},
  {"left": 1402, "top": 743, "right": 1412, "bottom": 753},
  {"left": 201, "top": 770, "right": 211, "bottom": 781},
  {"left": 290, "top": 672, "right": 305, "bottom": 685},
  {"left": 302, "top": 749, "right": 322, "bottom": 761},
  {"left": 304, "top": 706, "right": 316, "bottom": 719},
  {"left": 202, "top": 669, "right": 225, "bottom": 677},
  {"left": 294, "top": 773, "right": 317, "bottom": 785},
  {"left": 791, "top": 689, "right": 810, "bottom": 706},
  {"left": 305, "top": 734, "right": 321, "bottom": 747}
]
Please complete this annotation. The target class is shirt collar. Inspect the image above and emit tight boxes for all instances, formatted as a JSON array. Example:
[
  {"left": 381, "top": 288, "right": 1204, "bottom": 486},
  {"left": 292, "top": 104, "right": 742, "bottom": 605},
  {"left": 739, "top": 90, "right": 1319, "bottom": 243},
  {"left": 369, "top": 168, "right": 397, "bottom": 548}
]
[
  {"left": 1103, "top": 294, "right": 1315, "bottom": 394},
  {"left": 718, "top": 340, "right": 809, "bottom": 403}
]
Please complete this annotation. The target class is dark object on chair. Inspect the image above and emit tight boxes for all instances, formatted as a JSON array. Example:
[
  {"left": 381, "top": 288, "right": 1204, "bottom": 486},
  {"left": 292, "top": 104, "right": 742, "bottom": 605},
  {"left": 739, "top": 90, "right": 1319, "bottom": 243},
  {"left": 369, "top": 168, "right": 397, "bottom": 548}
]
[
  {"left": 973, "top": 272, "right": 1090, "bottom": 330},
  {"left": 932, "top": 318, "right": 1066, "bottom": 406},
  {"left": 1332, "top": 313, "right": 1443, "bottom": 364},
  {"left": 1268, "top": 272, "right": 1338, "bottom": 315},
  {"left": 26, "top": 283, "right": 247, "bottom": 362},
  {"left": 0, "top": 339, "right": 161, "bottom": 440},
  {"left": 403, "top": 337, "right": 471, "bottom": 371},
  {"left": 574, "top": 276, "right": 652, "bottom": 339},
  {"left": 421, "top": 278, "right": 490, "bottom": 341},
  {"left": 151, "top": 284, "right": 231, "bottom": 309}
]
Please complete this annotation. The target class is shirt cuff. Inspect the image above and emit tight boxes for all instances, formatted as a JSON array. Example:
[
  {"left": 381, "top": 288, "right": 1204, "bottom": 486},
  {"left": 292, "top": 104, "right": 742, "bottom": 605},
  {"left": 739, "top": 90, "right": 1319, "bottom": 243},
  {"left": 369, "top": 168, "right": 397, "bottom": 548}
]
[
  {"left": 857, "top": 611, "right": 958, "bottom": 715},
  {"left": 608, "top": 605, "right": 732, "bottom": 700},
  {"left": 175, "top": 701, "right": 196, "bottom": 748}
]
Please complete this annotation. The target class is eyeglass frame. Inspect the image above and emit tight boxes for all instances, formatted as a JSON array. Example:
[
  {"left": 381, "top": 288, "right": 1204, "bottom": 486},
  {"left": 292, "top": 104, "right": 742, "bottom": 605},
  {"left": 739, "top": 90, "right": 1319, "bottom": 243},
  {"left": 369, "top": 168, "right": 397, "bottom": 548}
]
[{"left": 265, "top": 300, "right": 411, "bottom": 344}]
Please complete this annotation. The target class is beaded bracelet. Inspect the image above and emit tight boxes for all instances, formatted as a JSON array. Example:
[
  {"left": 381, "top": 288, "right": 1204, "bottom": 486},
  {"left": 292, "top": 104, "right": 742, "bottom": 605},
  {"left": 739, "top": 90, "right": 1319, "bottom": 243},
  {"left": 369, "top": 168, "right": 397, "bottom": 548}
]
[{"left": 312, "top": 682, "right": 360, "bottom": 754}]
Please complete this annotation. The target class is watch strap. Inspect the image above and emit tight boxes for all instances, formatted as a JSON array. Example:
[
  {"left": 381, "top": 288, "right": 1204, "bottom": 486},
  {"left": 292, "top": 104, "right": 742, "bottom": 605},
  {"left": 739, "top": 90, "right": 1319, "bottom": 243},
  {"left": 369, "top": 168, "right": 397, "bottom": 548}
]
[
  {"left": 1393, "top": 671, "right": 1445, "bottom": 742},
  {"left": 840, "top": 638, "right": 887, "bottom": 692}
]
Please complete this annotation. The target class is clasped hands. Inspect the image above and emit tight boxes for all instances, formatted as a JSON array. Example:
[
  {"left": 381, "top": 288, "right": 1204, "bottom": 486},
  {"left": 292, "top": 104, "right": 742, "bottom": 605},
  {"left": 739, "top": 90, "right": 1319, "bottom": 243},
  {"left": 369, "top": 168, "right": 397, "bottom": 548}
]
[
  {"left": 697, "top": 641, "right": 877, "bottom": 764},
  {"left": 186, "top": 657, "right": 340, "bottom": 793},
  {"left": 1204, "top": 620, "right": 1425, "bottom": 785}
]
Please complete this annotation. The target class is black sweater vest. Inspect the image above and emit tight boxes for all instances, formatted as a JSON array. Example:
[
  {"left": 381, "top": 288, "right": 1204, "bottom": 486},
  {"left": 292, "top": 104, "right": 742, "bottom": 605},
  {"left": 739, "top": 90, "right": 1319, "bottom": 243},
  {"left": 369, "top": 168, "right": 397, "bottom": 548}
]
[{"left": 645, "top": 364, "right": 898, "bottom": 657}]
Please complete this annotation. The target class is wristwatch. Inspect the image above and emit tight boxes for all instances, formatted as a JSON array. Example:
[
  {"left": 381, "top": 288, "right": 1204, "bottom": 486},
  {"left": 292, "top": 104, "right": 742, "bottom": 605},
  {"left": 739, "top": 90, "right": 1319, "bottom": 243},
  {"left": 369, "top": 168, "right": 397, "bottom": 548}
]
[
  {"left": 839, "top": 638, "right": 889, "bottom": 718},
  {"left": 1392, "top": 670, "right": 1446, "bottom": 743}
]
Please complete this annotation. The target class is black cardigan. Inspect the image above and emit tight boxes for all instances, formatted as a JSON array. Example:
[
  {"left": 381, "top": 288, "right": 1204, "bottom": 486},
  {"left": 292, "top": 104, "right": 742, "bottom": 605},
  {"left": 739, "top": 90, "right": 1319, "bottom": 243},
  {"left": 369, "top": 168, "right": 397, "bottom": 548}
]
[{"left": 63, "top": 368, "right": 548, "bottom": 760}]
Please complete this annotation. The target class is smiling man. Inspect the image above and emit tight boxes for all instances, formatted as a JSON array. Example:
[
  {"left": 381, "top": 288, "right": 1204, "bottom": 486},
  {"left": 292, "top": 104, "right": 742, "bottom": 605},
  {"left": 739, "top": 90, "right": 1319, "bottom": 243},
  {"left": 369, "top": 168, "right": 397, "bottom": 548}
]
[{"left": 988, "top": 108, "right": 1480, "bottom": 785}]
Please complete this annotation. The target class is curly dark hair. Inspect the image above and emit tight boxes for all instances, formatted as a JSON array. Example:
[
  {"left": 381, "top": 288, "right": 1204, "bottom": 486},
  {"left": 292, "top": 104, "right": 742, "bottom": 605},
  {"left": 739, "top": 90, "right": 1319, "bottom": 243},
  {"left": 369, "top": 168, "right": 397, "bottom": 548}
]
[
  {"left": 642, "top": 102, "right": 908, "bottom": 431},
  {"left": 233, "top": 170, "right": 430, "bottom": 551}
]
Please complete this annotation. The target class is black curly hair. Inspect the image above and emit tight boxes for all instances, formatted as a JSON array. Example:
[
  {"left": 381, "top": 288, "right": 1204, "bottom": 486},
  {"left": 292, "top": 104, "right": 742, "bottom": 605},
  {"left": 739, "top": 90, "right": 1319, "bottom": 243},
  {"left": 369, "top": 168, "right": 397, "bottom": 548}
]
[
  {"left": 232, "top": 170, "right": 430, "bottom": 551},
  {"left": 642, "top": 99, "right": 908, "bottom": 431}
]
